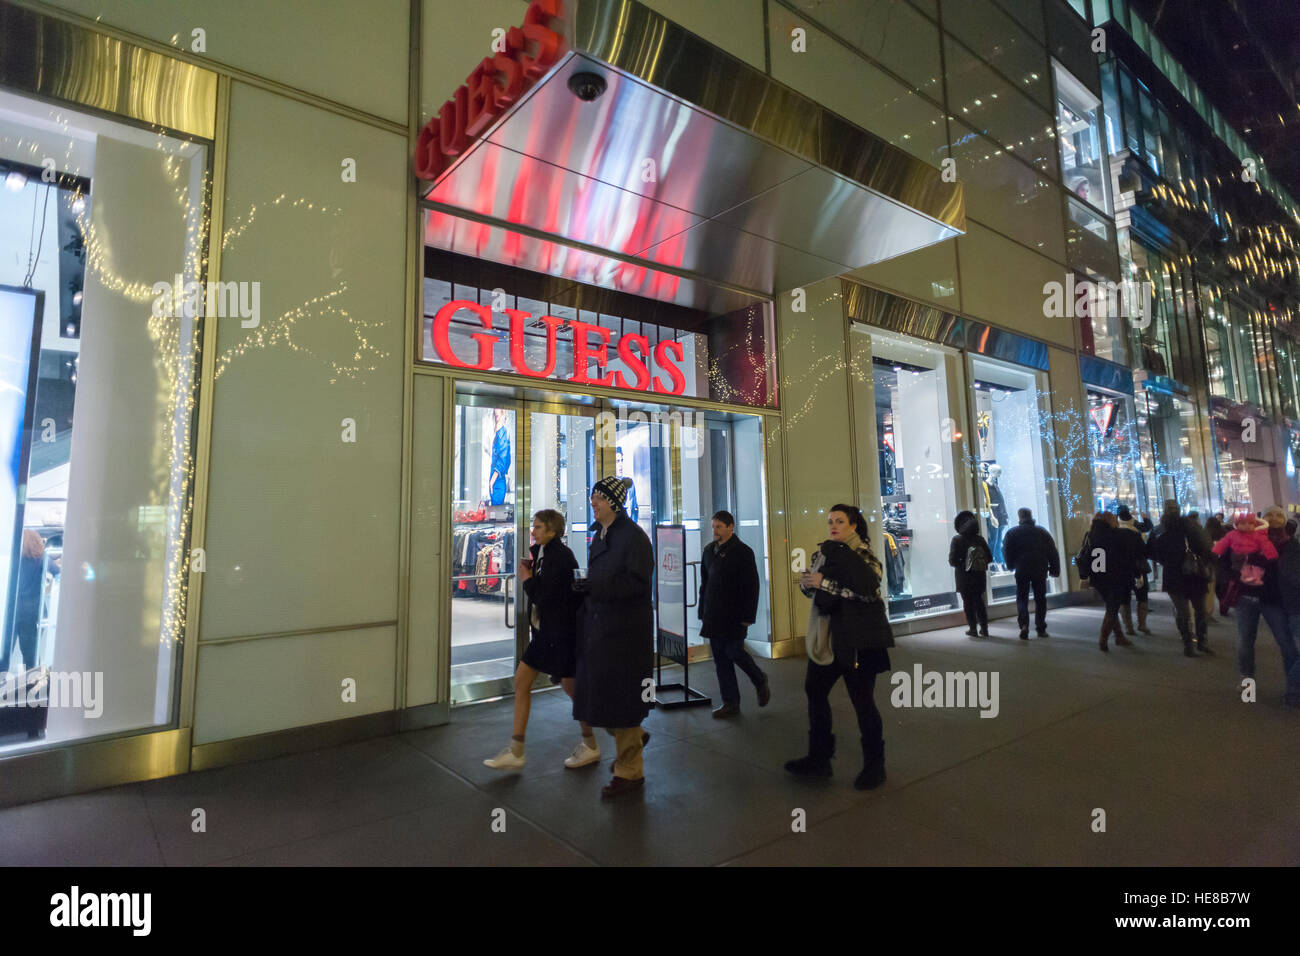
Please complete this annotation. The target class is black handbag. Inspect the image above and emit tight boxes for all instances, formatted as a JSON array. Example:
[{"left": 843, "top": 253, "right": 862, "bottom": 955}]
[{"left": 1180, "top": 536, "right": 1212, "bottom": 581}]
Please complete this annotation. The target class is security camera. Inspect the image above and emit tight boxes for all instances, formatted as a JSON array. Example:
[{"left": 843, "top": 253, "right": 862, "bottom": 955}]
[{"left": 568, "top": 71, "right": 607, "bottom": 102}]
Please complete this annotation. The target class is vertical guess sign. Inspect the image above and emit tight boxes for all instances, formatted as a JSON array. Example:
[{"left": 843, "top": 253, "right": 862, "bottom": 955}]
[{"left": 415, "top": 0, "right": 566, "bottom": 180}]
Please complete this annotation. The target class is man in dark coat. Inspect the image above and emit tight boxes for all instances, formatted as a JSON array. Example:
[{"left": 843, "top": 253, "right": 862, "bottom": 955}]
[
  {"left": 1147, "top": 500, "right": 1210, "bottom": 656},
  {"left": 1001, "top": 507, "right": 1060, "bottom": 639},
  {"left": 700, "top": 510, "right": 769, "bottom": 718},
  {"left": 573, "top": 476, "right": 654, "bottom": 800}
]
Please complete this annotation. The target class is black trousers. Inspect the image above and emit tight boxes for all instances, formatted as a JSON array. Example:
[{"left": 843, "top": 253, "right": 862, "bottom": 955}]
[
  {"left": 1015, "top": 575, "right": 1048, "bottom": 632},
  {"left": 959, "top": 586, "right": 988, "bottom": 632},
  {"left": 805, "top": 645, "right": 883, "bottom": 760},
  {"left": 708, "top": 634, "right": 766, "bottom": 705}
]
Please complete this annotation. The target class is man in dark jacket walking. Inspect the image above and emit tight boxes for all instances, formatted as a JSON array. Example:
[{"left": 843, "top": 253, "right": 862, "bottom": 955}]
[
  {"left": 1146, "top": 500, "right": 1211, "bottom": 656},
  {"left": 700, "top": 510, "right": 769, "bottom": 718},
  {"left": 573, "top": 476, "right": 654, "bottom": 800},
  {"left": 1001, "top": 508, "right": 1060, "bottom": 639}
]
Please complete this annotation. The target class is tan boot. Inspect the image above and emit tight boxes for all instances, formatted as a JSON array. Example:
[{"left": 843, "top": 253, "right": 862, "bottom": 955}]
[{"left": 1137, "top": 601, "right": 1151, "bottom": 634}]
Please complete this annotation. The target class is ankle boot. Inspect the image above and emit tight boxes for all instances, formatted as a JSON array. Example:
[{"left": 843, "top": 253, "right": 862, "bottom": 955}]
[
  {"left": 1120, "top": 604, "right": 1134, "bottom": 635},
  {"left": 1099, "top": 615, "right": 1111, "bottom": 652},
  {"left": 785, "top": 732, "right": 834, "bottom": 777},
  {"left": 1182, "top": 635, "right": 1196, "bottom": 657},
  {"left": 855, "top": 740, "right": 886, "bottom": 790},
  {"left": 1137, "top": 602, "right": 1151, "bottom": 634},
  {"left": 1114, "top": 618, "right": 1133, "bottom": 647}
]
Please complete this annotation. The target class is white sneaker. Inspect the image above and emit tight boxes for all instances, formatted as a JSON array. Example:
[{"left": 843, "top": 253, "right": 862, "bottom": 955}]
[
  {"left": 484, "top": 746, "right": 525, "bottom": 770},
  {"left": 563, "top": 740, "right": 601, "bottom": 769}
]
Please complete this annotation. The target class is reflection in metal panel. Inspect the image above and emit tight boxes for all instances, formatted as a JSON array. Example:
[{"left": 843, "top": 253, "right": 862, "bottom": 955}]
[
  {"left": 422, "top": 0, "right": 964, "bottom": 307},
  {"left": 844, "top": 280, "right": 1050, "bottom": 371},
  {"left": 0, "top": 3, "right": 217, "bottom": 140}
]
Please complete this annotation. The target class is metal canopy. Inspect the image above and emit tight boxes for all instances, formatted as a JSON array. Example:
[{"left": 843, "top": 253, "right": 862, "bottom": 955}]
[{"left": 423, "top": 0, "right": 964, "bottom": 313}]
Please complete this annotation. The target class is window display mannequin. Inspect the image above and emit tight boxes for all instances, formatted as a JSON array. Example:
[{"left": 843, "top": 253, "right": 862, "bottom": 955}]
[
  {"left": 982, "top": 462, "right": 1009, "bottom": 568},
  {"left": 487, "top": 407, "right": 511, "bottom": 506},
  {"left": 615, "top": 446, "right": 639, "bottom": 524}
]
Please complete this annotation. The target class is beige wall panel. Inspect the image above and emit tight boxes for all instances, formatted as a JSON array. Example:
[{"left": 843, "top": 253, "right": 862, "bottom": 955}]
[
  {"left": 847, "top": 237, "right": 960, "bottom": 310},
  {"left": 199, "top": 84, "right": 407, "bottom": 639},
  {"left": 193, "top": 627, "right": 397, "bottom": 744},
  {"left": 421, "top": 0, "right": 529, "bottom": 126},
  {"left": 957, "top": 221, "right": 1073, "bottom": 347},
  {"left": 406, "top": 376, "right": 445, "bottom": 707},
  {"left": 639, "top": 0, "right": 766, "bottom": 71},
  {"left": 762, "top": 417, "right": 791, "bottom": 646},
  {"left": 776, "top": 279, "right": 856, "bottom": 638},
  {"left": 769, "top": 13, "right": 946, "bottom": 164},
  {"left": 782, "top": 0, "right": 942, "bottom": 96},
  {"left": 43, "top": 0, "right": 410, "bottom": 122}
]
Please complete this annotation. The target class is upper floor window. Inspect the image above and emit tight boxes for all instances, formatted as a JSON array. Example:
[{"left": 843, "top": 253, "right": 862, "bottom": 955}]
[{"left": 1054, "top": 60, "right": 1112, "bottom": 215}]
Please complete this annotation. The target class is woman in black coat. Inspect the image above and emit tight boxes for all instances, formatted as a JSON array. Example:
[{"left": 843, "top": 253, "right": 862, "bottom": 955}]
[
  {"left": 1080, "top": 512, "right": 1138, "bottom": 652},
  {"left": 949, "top": 510, "right": 992, "bottom": 638},
  {"left": 786, "top": 504, "right": 895, "bottom": 790},
  {"left": 484, "top": 509, "right": 595, "bottom": 771}
]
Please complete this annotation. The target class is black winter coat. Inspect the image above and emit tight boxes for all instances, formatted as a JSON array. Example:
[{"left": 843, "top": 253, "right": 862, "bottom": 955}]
[
  {"left": 1002, "top": 519, "right": 1060, "bottom": 580},
  {"left": 1270, "top": 534, "right": 1300, "bottom": 614},
  {"left": 1083, "top": 525, "right": 1143, "bottom": 596},
  {"left": 1146, "top": 519, "right": 1208, "bottom": 597},
  {"left": 521, "top": 539, "right": 579, "bottom": 645},
  {"left": 949, "top": 530, "right": 993, "bottom": 592},
  {"left": 573, "top": 514, "right": 654, "bottom": 728},
  {"left": 802, "top": 540, "right": 894, "bottom": 651},
  {"left": 699, "top": 535, "right": 760, "bottom": 639}
]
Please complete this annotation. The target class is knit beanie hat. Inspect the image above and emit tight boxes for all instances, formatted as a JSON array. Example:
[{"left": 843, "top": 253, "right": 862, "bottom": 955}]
[{"left": 592, "top": 476, "right": 632, "bottom": 512}]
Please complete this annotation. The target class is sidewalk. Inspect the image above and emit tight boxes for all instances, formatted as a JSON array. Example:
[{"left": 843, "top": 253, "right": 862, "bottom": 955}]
[{"left": 1, "top": 595, "right": 1296, "bottom": 866}]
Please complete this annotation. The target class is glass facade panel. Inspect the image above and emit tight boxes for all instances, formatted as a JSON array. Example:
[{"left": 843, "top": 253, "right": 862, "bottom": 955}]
[{"left": 1135, "top": 390, "right": 1207, "bottom": 513}]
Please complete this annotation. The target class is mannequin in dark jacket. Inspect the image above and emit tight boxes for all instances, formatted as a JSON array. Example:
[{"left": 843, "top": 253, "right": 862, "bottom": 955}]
[
  {"left": 573, "top": 477, "right": 655, "bottom": 800},
  {"left": 1001, "top": 508, "right": 1060, "bottom": 638},
  {"left": 948, "top": 510, "right": 992, "bottom": 637},
  {"left": 1146, "top": 500, "right": 1211, "bottom": 656},
  {"left": 700, "top": 510, "right": 769, "bottom": 717},
  {"left": 485, "top": 511, "right": 595, "bottom": 771},
  {"left": 786, "top": 504, "right": 894, "bottom": 791}
]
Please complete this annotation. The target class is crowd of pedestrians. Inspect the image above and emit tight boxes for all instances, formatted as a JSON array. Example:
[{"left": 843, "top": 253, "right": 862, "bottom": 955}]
[{"left": 483, "top": 474, "right": 1300, "bottom": 803}]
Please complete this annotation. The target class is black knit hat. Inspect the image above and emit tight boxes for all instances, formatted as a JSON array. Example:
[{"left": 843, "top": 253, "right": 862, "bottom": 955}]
[{"left": 592, "top": 476, "right": 632, "bottom": 512}]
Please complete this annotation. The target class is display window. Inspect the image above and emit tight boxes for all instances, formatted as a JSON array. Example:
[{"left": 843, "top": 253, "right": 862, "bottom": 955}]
[
  {"left": 969, "top": 356, "right": 1060, "bottom": 602},
  {"left": 1087, "top": 388, "right": 1142, "bottom": 514},
  {"left": 0, "top": 90, "right": 208, "bottom": 751},
  {"left": 1055, "top": 60, "right": 1112, "bottom": 215},
  {"left": 868, "top": 334, "right": 961, "bottom": 621}
]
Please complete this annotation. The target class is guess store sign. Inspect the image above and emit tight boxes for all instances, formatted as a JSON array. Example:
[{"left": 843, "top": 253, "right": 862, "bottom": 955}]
[
  {"left": 414, "top": 0, "right": 565, "bottom": 181},
  {"left": 430, "top": 300, "right": 688, "bottom": 395}
]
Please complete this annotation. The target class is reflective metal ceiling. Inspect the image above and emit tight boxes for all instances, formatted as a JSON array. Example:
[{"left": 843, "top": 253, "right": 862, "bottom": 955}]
[{"left": 423, "top": 0, "right": 964, "bottom": 312}]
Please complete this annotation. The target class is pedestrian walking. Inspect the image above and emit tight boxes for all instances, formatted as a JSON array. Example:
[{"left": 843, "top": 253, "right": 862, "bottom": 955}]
[
  {"left": 1079, "top": 512, "right": 1140, "bottom": 651},
  {"left": 948, "top": 510, "right": 992, "bottom": 638},
  {"left": 1239, "top": 506, "right": 1299, "bottom": 702},
  {"left": 1147, "top": 500, "right": 1212, "bottom": 656},
  {"left": 700, "top": 510, "right": 770, "bottom": 718},
  {"left": 786, "top": 504, "right": 894, "bottom": 790},
  {"left": 1269, "top": 515, "right": 1300, "bottom": 708},
  {"left": 1001, "top": 507, "right": 1060, "bottom": 638},
  {"left": 572, "top": 476, "right": 655, "bottom": 800},
  {"left": 484, "top": 510, "right": 597, "bottom": 770},
  {"left": 1116, "top": 505, "right": 1153, "bottom": 635}
]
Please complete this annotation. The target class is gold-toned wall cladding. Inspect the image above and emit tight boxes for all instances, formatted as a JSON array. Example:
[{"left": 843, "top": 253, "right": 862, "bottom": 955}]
[{"left": 0, "top": 1, "right": 216, "bottom": 140}]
